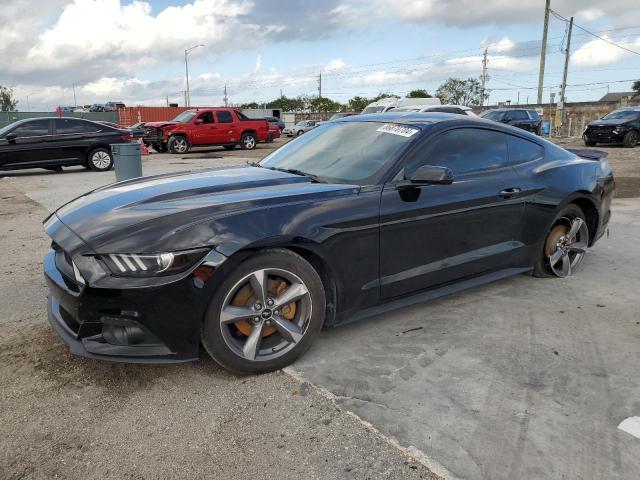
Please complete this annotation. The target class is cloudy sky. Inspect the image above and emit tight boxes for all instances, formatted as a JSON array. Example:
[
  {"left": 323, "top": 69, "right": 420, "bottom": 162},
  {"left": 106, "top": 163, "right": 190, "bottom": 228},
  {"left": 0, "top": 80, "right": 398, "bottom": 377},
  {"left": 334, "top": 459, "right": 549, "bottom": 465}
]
[{"left": 1, "top": 0, "right": 639, "bottom": 111}]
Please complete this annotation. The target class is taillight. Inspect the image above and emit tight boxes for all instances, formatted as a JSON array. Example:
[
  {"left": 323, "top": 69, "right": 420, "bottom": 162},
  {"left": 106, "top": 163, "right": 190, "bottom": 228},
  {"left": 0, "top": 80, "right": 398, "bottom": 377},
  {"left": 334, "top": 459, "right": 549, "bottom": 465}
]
[{"left": 121, "top": 134, "right": 133, "bottom": 142}]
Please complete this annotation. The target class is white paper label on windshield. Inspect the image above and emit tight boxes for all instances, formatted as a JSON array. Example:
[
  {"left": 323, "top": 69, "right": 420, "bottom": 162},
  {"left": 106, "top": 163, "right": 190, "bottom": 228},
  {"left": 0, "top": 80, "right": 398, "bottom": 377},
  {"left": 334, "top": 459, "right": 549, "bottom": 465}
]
[{"left": 376, "top": 124, "right": 419, "bottom": 138}]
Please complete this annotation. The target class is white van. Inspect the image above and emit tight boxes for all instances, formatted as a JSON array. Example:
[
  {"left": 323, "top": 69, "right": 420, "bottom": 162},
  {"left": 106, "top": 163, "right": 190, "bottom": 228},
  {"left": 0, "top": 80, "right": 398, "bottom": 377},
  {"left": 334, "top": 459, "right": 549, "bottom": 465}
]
[{"left": 361, "top": 97, "right": 441, "bottom": 114}]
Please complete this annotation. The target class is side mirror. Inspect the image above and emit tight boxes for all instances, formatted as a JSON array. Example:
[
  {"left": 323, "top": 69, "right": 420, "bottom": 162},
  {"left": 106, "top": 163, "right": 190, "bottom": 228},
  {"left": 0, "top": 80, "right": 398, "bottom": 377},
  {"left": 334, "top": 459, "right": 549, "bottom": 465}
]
[
  {"left": 194, "top": 119, "right": 203, "bottom": 125},
  {"left": 5, "top": 132, "right": 17, "bottom": 142},
  {"left": 407, "top": 165, "right": 454, "bottom": 186}
]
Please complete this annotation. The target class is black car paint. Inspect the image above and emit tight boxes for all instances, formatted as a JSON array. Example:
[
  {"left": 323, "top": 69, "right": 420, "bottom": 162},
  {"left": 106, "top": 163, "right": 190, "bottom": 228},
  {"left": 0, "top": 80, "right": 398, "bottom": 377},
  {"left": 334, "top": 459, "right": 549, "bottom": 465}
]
[
  {"left": 43, "top": 114, "right": 614, "bottom": 363},
  {"left": 0, "top": 117, "right": 128, "bottom": 171},
  {"left": 482, "top": 108, "right": 542, "bottom": 134},
  {"left": 583, "top": 111, "right": 640, "bottom": 145}
]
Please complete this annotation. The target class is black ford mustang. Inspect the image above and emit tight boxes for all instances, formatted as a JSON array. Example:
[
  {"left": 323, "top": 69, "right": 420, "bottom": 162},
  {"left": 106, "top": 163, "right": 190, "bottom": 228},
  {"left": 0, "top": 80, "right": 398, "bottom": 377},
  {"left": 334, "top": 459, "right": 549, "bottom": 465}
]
[{"left": 43, "top": 113, "right": 614, "bottom": 374}]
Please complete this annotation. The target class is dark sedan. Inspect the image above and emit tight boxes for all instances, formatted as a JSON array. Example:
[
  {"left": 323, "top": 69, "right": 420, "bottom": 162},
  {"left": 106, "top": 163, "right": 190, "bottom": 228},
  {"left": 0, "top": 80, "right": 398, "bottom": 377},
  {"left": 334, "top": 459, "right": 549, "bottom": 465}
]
[
  {"left": 480, "top": 108, "right": 542, "bottom": 134},
  {"left": 583, "top": 108, "right": 640, "bottom": 147},
  {"left": 265, "top": 116, "right": 285, "bottom": 131},
  {"left": 0, "top": 117, "right": 133, "bottom": 172},
  {"left": 43, "top": 113, "right": 614, "bottom": 373}
]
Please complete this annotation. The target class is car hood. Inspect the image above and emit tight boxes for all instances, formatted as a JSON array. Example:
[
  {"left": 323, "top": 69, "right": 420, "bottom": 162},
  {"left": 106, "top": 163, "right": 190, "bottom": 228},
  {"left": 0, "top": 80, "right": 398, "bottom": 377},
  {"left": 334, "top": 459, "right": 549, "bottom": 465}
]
[
  {"left": 588, "top": 118, "right": 633, "bottom": 127},
  {"left": 52, "top": 166, "right": 358, "bottom": 253}
]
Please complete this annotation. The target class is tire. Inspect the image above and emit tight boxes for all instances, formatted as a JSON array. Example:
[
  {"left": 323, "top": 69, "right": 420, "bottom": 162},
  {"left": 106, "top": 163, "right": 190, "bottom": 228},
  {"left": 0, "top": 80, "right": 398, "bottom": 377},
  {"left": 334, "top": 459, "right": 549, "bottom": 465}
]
[
  {"left": 87, "top": 148, "right": 113, "bottom": 171},
  {"left": 152, "top": 143, "right": 168, "bottom": 153},
  {"left": 223, "top": 145, "right": 236, "bottom": 150},
  {"left": 622, "top": 130, "right": 639, "bottom": 148},
  {"left": 201, "top": 248, "right": 326, "bottom": 374},
  {"left": 533, "top": 204, "right": 589, "bottom": 278},
  {"left": 296, "top": 130, "right": 304, "bottom": 136},
  {"left": 584, "top": 139, "right": 597, "bottom": 147},
  {"left": 168, "top": 135, "right": 190, "bottom": 154},
  {"left": 240, "top": 132, "right": 257, "bottom": 150}
]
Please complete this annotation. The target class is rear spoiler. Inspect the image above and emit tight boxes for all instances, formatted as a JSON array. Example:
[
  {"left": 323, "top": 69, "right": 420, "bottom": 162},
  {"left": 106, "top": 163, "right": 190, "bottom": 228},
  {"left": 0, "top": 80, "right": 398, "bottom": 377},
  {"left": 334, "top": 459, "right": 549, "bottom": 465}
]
[{"left": 566, "top": 148, "right": 608, "bottom": 161}]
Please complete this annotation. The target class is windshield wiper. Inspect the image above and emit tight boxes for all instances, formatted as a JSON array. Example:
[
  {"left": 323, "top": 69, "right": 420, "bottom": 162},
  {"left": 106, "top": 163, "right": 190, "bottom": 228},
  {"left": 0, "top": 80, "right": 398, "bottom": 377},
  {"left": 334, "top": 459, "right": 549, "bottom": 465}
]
[{"left": 267, "top": 167, "right": 325, "bottom": 183}]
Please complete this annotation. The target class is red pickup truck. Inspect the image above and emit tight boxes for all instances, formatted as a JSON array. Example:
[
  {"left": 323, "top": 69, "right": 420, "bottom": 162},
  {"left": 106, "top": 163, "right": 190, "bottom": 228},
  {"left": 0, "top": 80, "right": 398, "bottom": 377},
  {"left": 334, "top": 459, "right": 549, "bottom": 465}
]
[{"left": 143, "top": 108, "right": 271, "bottom": 153}]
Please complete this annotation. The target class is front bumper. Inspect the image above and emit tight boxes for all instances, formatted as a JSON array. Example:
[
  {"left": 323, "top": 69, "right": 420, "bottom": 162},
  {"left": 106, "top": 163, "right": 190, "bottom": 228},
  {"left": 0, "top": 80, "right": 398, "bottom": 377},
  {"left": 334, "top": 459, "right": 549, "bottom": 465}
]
[
  {"left": 44, "top": 244, "right": 227, "bottom": 364},
  {"left": 584, "top": 128, "right": 627, "bottom": 144}
]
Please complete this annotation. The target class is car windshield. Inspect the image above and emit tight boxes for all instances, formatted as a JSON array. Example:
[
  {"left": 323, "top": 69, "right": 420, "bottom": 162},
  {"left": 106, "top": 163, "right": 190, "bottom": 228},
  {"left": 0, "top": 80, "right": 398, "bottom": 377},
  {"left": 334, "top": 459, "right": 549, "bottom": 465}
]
[
  {"left": 361, "top": 105, "right": 388, "bottom": 114},
  {"left": 259, "top": 121, "right": 420, "bottom": 184},
  {"left": 295, "top": 121, "right": 308, "bottom": 126},
  {"left": 481, "top": 111, "right": 504, "bottom": 121},
  {"left": 172, "top": 111, "right": 197, "bottom": 123},
  {"left": 602, "top": 110, "right": 640, "bottom": 121}
]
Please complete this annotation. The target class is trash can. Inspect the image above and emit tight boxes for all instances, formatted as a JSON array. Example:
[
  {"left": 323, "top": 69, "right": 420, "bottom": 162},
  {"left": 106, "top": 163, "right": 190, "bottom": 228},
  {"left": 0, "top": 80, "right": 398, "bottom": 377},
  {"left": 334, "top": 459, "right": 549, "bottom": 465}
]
[
  {"left": 111, "top": 143, "right": 142, "bottom": 182},
  {"left": 541, "top": 121, "right": 551, "bottom": 136}
]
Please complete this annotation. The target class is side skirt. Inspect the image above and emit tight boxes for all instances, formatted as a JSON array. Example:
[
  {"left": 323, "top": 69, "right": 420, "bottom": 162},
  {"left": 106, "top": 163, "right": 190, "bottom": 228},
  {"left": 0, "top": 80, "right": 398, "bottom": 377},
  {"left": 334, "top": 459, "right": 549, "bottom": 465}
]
[{"left": 334, "top": 267, "right": 532, "bottom": 327}]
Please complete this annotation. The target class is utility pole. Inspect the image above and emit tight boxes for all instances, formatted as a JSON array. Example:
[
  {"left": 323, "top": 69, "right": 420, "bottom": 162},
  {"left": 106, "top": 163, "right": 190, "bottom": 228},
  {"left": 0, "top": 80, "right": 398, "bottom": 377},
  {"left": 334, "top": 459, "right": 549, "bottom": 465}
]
[
  {"left": 559, "top": 16, "right": 573, "bottom": 128},
  {"left": 166, "top": 95, "right": 169, "bottom": 107},
  {"left": 480, "top": 47, "right": 489, "bottom": 106},
  {"left": 536, "top": 0, "right": 551, "bottom": 104},
  {"left": 318, "top": 72, "right": 322, "bottom": 98},
  {"left": 72, "top": 84, "right": 77, "bottom": 107},
  {"left": 223, "top": 84, "right": 228, "bottom": 107}
]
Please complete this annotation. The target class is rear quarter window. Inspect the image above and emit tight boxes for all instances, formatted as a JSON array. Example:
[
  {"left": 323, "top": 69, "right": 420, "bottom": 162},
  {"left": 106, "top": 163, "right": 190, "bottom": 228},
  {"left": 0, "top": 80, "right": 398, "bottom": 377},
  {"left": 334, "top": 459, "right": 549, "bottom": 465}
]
[{"left": 507, "top": 135, "right": 544, "bottom": 164}]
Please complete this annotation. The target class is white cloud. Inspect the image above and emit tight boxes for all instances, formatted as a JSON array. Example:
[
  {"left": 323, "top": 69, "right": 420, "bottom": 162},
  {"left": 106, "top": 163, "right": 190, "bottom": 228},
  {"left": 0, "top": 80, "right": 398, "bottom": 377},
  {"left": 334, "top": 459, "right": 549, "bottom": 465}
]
[
  {"left": 324, "top": 58, "right": 347, "bottom": 73},
  {"left": 571, "top": 36, "right": 639, "bottom": 66}
]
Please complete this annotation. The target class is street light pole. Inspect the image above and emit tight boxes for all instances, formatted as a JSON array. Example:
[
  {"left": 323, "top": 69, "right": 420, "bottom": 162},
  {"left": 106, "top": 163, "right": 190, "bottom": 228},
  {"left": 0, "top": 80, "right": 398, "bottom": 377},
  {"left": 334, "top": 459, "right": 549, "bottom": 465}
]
[{"left": 184, "top": 44, "right": 205, "bottom": 107}]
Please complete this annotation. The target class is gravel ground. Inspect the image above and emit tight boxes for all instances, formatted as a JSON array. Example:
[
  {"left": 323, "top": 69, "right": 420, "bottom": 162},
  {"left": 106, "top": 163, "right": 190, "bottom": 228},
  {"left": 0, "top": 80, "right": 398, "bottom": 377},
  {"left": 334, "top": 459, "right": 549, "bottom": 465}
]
[{"left": 0, "top": 175, "right": 439, "bottom": 480}]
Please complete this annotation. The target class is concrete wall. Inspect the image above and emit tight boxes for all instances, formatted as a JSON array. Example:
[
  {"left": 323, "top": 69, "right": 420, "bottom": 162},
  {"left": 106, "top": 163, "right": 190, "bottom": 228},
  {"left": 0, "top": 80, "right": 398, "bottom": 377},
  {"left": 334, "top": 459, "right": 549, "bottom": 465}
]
[{"left": 0, "top": 111, "right": 118, "bottom": 128}]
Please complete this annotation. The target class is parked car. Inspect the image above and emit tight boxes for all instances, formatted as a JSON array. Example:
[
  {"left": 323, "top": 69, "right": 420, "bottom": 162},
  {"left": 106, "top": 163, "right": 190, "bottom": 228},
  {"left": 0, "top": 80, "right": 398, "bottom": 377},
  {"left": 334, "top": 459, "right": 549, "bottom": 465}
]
[
  {"left": 267, "top": 122, "right": 281, "bottom": 141},
  {"left": 265, "top": 116, "right": 285, "bottom": 131},
  {"left": 73, "top": 105, "right": 91, "bottom": 113},
  {"left": 43, "top": 112, "right": 613, "bottom": 373},
  {"left": 96, "top": 121, "right": 122, "bottom": 129},
  {"left": 0, "top": 117, "right": 132, "bottom": 172},
  {"left": 127, "top": 122, "right": 147, "bottom": 138},
  {"left": 392, "top": 105, "right": 477, "bottom": 116},
  {"left": 105, "top": 101, "right": 126, "bottom": 112},
  {"left": 143, "top": 108, "right": 270, "bottom": 153},
  {"left": 90, "top": 104, "right": 107, "bottom": 112},
  {"left": 583, "top": 108, "right": 640, "bottom": 147},
  {"left": 282, "top": 120, "right": 318, "bottom": 136},
  {"left": 480, "top": 108, "right": 542, "bottom": 134},
  {"left": 361, "top": 97, "right": 441, "bottom": 114}
]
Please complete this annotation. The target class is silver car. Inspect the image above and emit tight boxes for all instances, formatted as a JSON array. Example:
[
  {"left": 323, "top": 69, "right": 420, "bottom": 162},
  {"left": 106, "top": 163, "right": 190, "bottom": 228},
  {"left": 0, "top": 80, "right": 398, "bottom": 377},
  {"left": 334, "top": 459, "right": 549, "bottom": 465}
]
[{"left": 283, "top": 120, "right": 318, "bottom": 137}]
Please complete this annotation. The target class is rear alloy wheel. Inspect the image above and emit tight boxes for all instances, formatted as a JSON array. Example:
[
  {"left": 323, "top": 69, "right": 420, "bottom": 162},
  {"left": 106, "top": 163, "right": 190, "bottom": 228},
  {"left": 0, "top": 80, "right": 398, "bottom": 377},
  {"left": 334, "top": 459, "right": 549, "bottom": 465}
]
[
  {"left": 623, "top": 130, "right": 639, "bottom": 148},
  {"left": 87, "top": 148, "right": 113, "bottom": 171},
  {"left": 534, "top": 205, "right": 589, "bottom": 278},
  {"left": 240, "top": 133, "right": 257, "bottom": 150},
  {"left": 201, "top": 249, "right": 325, "bottom": 374},
  {"left": 168, "top": 136, "right": 189, "bottom": 154}
]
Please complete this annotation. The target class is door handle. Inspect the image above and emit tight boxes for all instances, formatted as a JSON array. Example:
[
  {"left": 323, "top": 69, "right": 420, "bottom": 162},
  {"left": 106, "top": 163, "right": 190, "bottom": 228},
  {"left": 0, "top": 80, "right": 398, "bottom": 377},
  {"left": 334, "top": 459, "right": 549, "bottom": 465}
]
[{"left": 499, "top": 187, "right": 522, "bottom": 198}]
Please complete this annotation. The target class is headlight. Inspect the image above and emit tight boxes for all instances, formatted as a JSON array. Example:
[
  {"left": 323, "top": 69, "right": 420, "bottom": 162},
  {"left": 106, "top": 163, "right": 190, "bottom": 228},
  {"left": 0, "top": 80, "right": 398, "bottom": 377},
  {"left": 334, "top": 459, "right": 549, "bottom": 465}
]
[{"left": 98, "top": 248, "right": 209, "bottom": 277}]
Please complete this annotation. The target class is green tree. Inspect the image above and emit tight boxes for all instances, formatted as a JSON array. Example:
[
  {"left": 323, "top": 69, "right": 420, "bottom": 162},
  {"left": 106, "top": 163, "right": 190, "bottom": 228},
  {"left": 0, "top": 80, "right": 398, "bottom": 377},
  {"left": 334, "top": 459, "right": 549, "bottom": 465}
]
[
  {"left": 632, "top": 80, "right": 640, "bottom": 96},
  {"left": 266, "top": 96, "right": 306, "bottom": 111},
  {"left": 347, "top": 96, "right": 371, "bottom": 112},
  {"left": 435, "top": 77, "right": 485, "bottom": 106},
  {"left": 407, "top": 89, "right": 432, "bottom": 98},
  {"left": 240, "top": 101, "right": 260, "bottom": 109},
  {"left": 0, "top": 85, "right": 18, "bottom": 112},
  {"left": 309, "top": 96, "right": 343, "bottom": 113}
]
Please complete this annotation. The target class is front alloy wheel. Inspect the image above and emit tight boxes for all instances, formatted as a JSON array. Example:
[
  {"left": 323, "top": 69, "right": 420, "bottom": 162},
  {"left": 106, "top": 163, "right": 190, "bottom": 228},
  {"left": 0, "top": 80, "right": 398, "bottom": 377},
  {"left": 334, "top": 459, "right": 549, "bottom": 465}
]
[
  {"left": 168, "top": 136, "right": 189, "bottom": 154},
  {"left": 201, "top": 249, "right": 325, "bottom": 374}
]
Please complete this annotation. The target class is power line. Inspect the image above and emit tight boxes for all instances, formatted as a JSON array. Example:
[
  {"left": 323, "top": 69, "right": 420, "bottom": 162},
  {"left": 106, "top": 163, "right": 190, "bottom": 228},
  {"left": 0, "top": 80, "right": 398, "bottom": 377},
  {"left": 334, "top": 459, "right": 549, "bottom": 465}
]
[{"left": 550, "top": 9, "right": 640, "bottom": 56}]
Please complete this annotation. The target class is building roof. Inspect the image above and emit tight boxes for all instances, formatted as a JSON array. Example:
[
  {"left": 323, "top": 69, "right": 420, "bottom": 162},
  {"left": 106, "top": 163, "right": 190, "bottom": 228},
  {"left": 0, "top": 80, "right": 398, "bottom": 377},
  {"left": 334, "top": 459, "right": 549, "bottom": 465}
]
[{"left": 598, "top": 92, "right": 637, "bottom": 102}]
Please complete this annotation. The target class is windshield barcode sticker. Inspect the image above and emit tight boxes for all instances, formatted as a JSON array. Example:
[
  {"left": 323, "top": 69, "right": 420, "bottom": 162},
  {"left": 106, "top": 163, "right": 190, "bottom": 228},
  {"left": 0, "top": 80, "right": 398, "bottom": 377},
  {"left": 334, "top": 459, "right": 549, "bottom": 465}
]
[{"left": 376, "top": 124, "right": 419, "bottom": 137}]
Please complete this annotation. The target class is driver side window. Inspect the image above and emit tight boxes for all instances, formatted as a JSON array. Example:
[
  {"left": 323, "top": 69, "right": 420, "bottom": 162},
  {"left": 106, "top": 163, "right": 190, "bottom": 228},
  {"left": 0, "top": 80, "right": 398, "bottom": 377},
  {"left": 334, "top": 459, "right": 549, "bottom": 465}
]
[
  {"left": 197, "top": 112, "right": 214, "bottom": 124},
  {"left": 404, "top": 128, "right": 508, "bottom": 178}
]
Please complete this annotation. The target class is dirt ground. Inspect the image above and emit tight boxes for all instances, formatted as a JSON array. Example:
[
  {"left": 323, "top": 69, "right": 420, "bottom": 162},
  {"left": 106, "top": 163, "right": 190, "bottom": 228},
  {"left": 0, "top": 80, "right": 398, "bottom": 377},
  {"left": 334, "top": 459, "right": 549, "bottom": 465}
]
[{"left": 0, "top": 177, "right": 439, "bottom": 480}]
